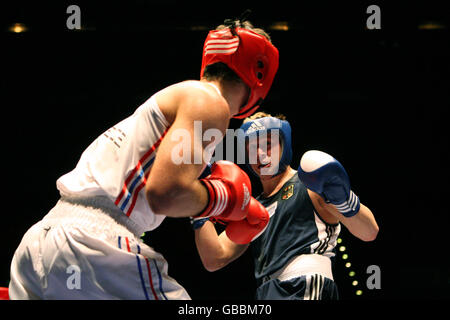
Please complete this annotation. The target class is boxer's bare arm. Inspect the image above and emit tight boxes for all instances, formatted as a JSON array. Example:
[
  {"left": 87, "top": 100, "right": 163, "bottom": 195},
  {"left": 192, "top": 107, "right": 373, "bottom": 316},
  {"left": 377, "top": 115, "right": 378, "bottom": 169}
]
[
  {"left": 308, "top": 189, "right": 379, "bottom": 241},
  {"left": 330, "top": 201, "right": 378, "bottom": 242},
  {"left": 146, "top": 84, "right": 229, "bottom": 217},
  {"left": 195, "top": 221, "right": 249, "bottom": 272}
]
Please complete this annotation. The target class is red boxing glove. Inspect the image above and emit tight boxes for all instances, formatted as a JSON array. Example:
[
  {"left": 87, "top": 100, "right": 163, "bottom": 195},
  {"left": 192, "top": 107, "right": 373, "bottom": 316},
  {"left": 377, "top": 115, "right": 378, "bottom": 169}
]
[
  {"left": 198, "top": 161, "right": 251, "bottom": 222},
  {"left": 226, "top": 197, "right": 269, "bottom": 244}
]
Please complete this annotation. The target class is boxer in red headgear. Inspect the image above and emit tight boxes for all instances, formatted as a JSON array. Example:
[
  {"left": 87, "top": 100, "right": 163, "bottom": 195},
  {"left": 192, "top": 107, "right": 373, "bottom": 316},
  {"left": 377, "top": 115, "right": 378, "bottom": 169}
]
[
  {"left": 200, "top": 20, "right": 279, "bottom": 118},
  {"left": 9, "top": 17, "right": 278, "bottom": 299}
]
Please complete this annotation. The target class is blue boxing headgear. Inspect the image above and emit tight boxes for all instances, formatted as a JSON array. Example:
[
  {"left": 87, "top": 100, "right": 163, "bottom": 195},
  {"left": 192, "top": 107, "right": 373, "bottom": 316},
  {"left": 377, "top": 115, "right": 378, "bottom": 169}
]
[{"left": 240, "top": 117, "right": 293, "bottom": 177}]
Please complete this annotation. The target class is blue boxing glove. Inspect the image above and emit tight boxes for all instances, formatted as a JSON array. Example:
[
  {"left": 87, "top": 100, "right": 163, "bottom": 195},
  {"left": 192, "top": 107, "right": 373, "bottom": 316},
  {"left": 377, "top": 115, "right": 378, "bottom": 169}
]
[
  {"left": 298, "top": 150, "right": 360, "bottom": 217},
  {"left": 190, "top": 217, "right": 209, "bottom": 230},
  {"left": 198, "top": 162, "right": 212, "bottom": 179}
]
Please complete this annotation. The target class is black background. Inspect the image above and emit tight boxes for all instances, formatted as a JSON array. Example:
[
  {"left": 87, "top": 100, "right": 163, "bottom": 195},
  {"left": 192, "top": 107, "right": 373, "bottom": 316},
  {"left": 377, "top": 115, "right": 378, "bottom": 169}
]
[{"left": 1, "top": 0, "right": 449, "bottom": 300}]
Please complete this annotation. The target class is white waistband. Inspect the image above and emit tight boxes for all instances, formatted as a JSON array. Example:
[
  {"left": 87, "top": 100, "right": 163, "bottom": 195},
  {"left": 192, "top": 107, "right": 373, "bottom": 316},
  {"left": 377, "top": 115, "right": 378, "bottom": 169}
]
[
  {"left": 42, "top": 196, "right": 145, "bottom": 239},
  {"left": 270, "top": 254, "right": 333, "bottom": 282}
]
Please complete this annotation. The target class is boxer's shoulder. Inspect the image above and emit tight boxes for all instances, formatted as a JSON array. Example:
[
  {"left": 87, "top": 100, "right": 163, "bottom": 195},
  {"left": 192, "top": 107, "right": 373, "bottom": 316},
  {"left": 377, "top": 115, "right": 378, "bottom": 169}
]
[{"left": 155, "top": 80, "right": 229, "bottom": 125}]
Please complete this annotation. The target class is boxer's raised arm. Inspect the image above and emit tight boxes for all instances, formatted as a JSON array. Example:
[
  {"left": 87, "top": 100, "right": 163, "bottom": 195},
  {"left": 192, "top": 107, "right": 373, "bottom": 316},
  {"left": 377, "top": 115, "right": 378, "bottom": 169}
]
[
  {"left": 299, "top": 150, "right": 379, "bottom": 242},
  {"left": 193, "top": 195, "right": 269, "bottom": 271},
  {"left": 310, "top": 191, "right": 379, "bottom": 242},
  {"left": 194, "top": 220, "right": 249, "bottom": 272},
  {"left": 145, "top": 86, "right": 229, "bottom": 217}
]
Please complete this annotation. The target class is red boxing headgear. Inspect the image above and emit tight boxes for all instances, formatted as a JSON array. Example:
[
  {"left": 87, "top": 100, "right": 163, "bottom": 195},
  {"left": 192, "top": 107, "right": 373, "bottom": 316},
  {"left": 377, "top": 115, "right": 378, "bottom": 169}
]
[{"left": 200, "top": 27, "right": 279, "bottom": 119}]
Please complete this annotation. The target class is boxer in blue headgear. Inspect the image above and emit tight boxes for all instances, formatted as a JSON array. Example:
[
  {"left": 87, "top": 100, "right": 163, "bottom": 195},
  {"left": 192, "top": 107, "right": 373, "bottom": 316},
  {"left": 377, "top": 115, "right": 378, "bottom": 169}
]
[
  {"left": 193, "top": 111, "right": 379, "bottom": 300},
  {"left": 240, "top": 115, "right": 292, "bottom": 177}
]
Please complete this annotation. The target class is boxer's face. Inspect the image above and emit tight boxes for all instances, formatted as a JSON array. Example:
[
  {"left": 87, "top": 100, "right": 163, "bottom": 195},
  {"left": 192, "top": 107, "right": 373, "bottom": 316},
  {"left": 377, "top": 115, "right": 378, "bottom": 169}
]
[{"left": 247, "top": 134, "right": 282, "bottom": 179}]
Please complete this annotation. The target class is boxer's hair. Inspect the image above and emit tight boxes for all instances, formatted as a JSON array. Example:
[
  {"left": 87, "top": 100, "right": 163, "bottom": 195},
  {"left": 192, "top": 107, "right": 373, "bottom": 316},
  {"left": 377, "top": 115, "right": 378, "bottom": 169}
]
[
  {"left": 202, "top": 20, "right": 271, "bottom": 84},
  {"left": 243, "top": 111, "right": 287, "bottom": 123},
  {"left": 215, "top": 20, "right": 272, "bottom": 43},
  {"left": 201, "top": 62, "right": 242, "bottom": 83}
]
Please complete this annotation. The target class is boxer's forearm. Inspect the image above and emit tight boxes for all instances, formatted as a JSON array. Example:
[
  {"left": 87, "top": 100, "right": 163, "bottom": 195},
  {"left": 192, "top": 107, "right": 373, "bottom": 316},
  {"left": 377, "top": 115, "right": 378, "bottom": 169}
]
[
  {"left": 147, "top": 179, "right": 209, "bottom": 217},
  {"left": 195, "top": 221, "right": 228, "bottom": 271},
  {"left": 299, "top": 150, "right": 379, "bottom": 241},
  {"left": 195, "top": 221, "right": 248, "bottom": 272},
  {"left": 325, "top": 201, "right": 379, "bottom": 241},
  {"left": 340, "top": 203, "right": 379, "bottom": 241}
]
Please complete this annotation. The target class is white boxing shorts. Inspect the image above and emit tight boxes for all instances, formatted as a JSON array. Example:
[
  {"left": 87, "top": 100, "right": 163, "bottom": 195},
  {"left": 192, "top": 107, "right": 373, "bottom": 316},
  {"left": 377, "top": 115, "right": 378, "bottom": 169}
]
[{"left": 9, "top": 196, "right": 190, "bottom": 300}]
